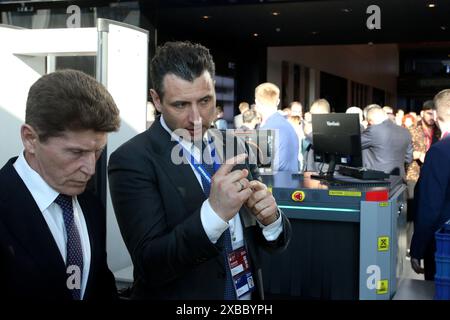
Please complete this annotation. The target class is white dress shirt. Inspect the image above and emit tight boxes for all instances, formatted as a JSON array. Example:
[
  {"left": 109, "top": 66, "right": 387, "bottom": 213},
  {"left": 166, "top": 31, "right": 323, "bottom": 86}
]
[
  {"left": 13, "top": 152, "right": 91, "bottom": 299},
  {"left": 160, "top": 116, "right": 283, "bottom": 299}
]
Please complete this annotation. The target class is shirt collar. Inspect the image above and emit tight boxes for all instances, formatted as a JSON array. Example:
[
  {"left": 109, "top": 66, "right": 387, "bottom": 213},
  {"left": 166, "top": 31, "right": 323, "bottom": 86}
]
[{"left": 13, "top": 151, "right": 60, "bottom": 213}]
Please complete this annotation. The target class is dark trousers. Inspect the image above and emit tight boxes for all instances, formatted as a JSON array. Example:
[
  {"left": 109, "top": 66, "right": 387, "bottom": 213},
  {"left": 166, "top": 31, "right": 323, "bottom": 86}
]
[
  {"left": 407, "top": 199, "right": 416, "bottom": 222},
  {"left": 424, "top": 241, "right": 436, "bottom": 280}
]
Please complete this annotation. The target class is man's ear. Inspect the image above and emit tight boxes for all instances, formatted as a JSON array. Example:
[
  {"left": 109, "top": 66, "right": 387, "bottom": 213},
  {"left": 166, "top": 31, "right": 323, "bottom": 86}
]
[
  {"left": 21, "top": 124, "right": 39, "bottom": 155},
  {"left": 150, "top": 89, "right": 163, "bottom": 113}
]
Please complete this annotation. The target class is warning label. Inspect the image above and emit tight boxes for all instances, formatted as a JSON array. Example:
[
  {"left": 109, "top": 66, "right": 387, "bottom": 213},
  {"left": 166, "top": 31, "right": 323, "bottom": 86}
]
[
  {"left": 377, "top": 280, "right": 388, "bottom": 295},
  {"left": 329, "top": 190, "right": 361, "bottom": 197},
  {"left": 378, "top": 236, "right": 389, "bottom": 251}
]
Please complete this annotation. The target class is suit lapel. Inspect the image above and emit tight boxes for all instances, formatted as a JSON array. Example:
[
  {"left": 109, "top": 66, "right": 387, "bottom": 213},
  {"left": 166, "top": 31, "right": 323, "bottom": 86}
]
[
  {"left": 147, "top": 120, "right": 262, "bottom": 270},
  {"left": 147, "top": 118, "right": 206, "bottom": 214},
  {"left": 147, "top": 119, "right": 227, "bottom": 268},
  {"left": 1, "top": 162, "right": 68, "bottom": 286}
]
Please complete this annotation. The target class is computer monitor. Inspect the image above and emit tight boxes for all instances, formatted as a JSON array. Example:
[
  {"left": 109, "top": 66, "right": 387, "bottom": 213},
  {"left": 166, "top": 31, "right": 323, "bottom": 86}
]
[{"left": 312, "top": 113, "right": 362, "bottom": 178}]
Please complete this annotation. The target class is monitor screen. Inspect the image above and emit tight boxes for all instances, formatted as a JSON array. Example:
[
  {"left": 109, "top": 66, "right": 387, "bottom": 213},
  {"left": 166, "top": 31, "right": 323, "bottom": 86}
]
[{"left": 312, "top": 113, "right": 362, "bottom": 174}]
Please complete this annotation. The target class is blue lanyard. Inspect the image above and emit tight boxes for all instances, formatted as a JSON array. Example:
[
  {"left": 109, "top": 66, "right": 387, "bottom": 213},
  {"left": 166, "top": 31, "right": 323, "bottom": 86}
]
[{"left": 180, "top": 140, "right": 220, "bottom": 183}]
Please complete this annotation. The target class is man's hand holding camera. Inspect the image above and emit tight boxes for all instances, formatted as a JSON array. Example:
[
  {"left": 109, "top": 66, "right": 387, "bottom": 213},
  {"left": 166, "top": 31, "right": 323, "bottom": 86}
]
[{"left": 209, "top": 154, "right": 278, "bottom": 225}]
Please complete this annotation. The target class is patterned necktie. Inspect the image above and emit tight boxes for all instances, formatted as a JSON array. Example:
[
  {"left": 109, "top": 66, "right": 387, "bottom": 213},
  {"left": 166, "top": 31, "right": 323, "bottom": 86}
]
[
  {"left": 54, "top": 194, "right": 83, "bottom": 300},
  {"left": 200, "top": 140, "right": 237, "bottom": 300}
]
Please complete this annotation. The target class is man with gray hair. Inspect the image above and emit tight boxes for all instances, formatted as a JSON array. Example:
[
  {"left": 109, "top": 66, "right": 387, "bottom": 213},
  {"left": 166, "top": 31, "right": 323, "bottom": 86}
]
[
  {"left": 346, "top": 106, "right": 364, "bottom": 130},
  {"left": 362, "top": 104, "right": 379, "bottom": 129},
  {"left": 0, "top": 69, "right": 120, "bottom": 300},
  {"left": 410, "top": 89, "right": 450, "bottom": 280},
  {"left": 361, "top": 105, "right": 413, "bottom": 178},
  {"left": 303, "top": 99, "right": 331, "bottom": 136}
]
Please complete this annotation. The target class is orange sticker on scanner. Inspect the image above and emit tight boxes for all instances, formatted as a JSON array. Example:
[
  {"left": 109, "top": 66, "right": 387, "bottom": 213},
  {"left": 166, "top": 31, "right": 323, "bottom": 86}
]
[{"left": 291, "top": 191, "right": 305, "bottom": 202}]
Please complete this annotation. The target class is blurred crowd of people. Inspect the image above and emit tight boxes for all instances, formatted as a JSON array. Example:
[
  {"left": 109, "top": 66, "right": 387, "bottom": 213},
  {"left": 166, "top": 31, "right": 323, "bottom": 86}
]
[
  {"left": 209, "top": 86, "right": 440, "bottom": 180},
  {"left": 148, "top": 81, "right": 442, "bottom": 188},
  {"left": 218, "top": 85, "right": 448, "bottom": 282}
]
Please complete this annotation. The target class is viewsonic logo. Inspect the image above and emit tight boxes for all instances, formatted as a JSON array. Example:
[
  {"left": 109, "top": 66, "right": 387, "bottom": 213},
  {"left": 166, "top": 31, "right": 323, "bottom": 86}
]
[{"left": 326, "top": 121, "right": 340, "bottom": 126}]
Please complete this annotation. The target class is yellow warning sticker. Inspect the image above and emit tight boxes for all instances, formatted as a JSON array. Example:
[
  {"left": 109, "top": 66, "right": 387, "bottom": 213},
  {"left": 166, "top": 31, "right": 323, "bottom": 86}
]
[
  {"left": 377, "top": 280, "right": 388, "bottom": 294},
  {"left": 379, "top": 202, "right": 389, "bottom": 207},
  {"left": 328, "top": 190, "right": 362, "bottom": 197},
  {"left": 378, "top": 236, "right": 389, "bottom": 251}
]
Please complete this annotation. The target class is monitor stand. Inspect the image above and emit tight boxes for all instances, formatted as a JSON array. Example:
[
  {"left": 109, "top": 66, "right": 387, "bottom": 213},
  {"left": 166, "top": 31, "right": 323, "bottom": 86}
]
[
  {"left": 310, "top": 155, "right": 391, "bottom": 187},
  {"left": 309, "top": 155, "right": 366, "bottom": 186},
  {"left": 310, "top": 154, "right": 337, "bottom": 181}
]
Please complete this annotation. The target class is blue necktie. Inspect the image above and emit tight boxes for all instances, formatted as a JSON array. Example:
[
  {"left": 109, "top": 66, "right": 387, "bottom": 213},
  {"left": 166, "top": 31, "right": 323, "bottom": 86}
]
[
  {"left": 54, "top": 194, "right": 83, "bottom": 300},
  {"left": 200, "top": 141, "right": 237, "bottom": 300}
]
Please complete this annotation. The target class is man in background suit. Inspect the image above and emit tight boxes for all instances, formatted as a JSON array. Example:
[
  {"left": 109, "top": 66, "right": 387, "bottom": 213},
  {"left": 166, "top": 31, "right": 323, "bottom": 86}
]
[
  {"left": 255, "top": 82, "right": 299, "bottom": 172},
  {"left": 361, "top": 105, "right": 413, "bottom": 178},
  {"left": 0, "top": 70, "right": 119, "bottom": 300},
  {"left": 108, "top": 41, "right": 291, "bottom": 300},
  {"left": 410, "top": 89, "right": 450, "bottom": 280}
]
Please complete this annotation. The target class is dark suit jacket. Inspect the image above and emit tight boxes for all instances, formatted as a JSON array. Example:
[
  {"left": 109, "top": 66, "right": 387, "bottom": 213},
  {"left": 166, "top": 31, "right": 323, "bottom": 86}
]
[
  {"left": 361, "top": 119, "right": 413, "bottom": 178},
  {"left": 410, "top": 135, "right": 450, "bottom": 260},
  {"left": 0, "top": 158, "right": 117, "bottom": 300},
  {"left": 108, "top": 116, "right": 291, "bottom": 300}
]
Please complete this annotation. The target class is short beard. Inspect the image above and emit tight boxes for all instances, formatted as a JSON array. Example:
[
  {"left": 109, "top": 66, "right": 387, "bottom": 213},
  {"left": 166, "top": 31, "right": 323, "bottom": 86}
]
[{"left": 422, "top": 119, "right": 434, "bottom": 128}]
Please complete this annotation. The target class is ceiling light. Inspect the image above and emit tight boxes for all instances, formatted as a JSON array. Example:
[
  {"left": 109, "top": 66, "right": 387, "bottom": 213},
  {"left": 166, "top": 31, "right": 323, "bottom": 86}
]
[
  {"left": 428, "top": 3, "right": 436, "bottom": 8},
  {"left": 253, "top": 33, "right": 259, "bottom": 37},
  {"left": 275, "top": 27, "right": 281, "bottom": 32},
  {"left": 272, "top": 12, "right": 280, "bottom": 16},
  {"left": 311, "top": 31, "right": 319, "bottom": 35},
  {"left": 202, "top": 15, "right": 210, "bottom": 20},
  {"left": 441, "top": 26, "right": 447, "bottom": 30},
  {"left": 341, "top": 8, "right": 352, "bottom": 13}
]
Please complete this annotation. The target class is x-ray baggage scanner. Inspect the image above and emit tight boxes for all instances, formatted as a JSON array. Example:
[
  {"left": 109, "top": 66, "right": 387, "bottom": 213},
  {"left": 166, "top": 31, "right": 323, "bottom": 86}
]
[{"left": 260, "top": 172, "right": 407, "bottom": 300}]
